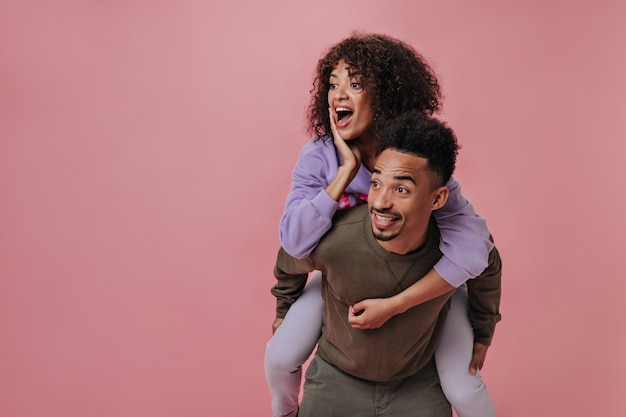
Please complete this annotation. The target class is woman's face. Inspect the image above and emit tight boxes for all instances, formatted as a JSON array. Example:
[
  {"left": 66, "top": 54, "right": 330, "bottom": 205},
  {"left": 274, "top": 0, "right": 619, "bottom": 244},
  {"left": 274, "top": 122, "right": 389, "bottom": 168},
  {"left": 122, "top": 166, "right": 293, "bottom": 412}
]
[{"left": 327, "top": 60, "right": 375, "bottom": 141}]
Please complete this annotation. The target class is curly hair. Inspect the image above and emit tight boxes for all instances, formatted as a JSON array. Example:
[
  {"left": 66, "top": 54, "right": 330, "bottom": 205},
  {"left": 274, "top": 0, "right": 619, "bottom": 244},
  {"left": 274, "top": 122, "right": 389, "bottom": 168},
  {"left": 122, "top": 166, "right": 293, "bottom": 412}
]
[
  {"left": 378, "top": 111, "right": 459, "bottom": 188},
  {"left": 308, "top": 32, "right": 442, "bottom": 139}
]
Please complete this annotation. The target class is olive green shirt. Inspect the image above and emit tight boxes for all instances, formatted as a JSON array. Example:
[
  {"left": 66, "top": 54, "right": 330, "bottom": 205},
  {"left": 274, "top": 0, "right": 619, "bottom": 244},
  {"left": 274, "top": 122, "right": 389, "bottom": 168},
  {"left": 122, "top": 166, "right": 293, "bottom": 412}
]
[{"left": 273, "top": 205, "right": 501, "bottom": 382}]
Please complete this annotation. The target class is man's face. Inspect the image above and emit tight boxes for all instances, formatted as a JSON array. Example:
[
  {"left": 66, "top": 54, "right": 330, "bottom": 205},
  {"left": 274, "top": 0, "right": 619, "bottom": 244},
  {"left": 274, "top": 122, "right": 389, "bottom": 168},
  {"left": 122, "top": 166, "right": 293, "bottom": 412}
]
[{"left": 368, "top": 149, "right": 445, "bottom": 255}]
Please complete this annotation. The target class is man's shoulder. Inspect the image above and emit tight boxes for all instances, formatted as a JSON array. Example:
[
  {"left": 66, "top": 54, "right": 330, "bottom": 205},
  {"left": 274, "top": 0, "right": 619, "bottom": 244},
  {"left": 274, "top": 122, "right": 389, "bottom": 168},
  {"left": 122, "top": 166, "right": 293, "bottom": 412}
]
[
  {"left": 331, "top": 205, "right": 369, "bottom": 226},
  {"left": 315, "top": 205, "right": 369, "bottom": 257}
]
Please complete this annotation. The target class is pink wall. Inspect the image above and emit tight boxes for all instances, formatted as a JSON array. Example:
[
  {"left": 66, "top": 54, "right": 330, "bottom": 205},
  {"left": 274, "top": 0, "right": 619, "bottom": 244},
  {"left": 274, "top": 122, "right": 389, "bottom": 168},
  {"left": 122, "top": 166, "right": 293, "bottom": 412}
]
[{"left": 2, "top": 1, "right": 625, "bottom": 416}]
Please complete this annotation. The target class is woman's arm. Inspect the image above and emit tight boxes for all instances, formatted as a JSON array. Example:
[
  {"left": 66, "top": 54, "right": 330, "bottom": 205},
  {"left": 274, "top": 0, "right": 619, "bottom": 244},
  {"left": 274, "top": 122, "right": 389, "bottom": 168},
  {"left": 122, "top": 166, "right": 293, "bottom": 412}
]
[
  {"left": 280, "top": 115, "right": 363, "bottom": 258},
  {"left": 348, "top": 268, "right": 454, "bottom": 329},
  {"left": 279, "top": 139, "right": 342, "bottom": 258},
  {"left": 431, "top": 176, "right": 494, "bottom": 285}
]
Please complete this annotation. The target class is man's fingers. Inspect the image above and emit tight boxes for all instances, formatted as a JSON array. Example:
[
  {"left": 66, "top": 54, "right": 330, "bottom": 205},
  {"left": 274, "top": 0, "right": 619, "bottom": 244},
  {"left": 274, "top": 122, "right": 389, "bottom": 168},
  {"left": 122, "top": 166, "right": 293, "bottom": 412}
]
[{"left": 271, "top": 318, "right": 284, "bottom": 334}]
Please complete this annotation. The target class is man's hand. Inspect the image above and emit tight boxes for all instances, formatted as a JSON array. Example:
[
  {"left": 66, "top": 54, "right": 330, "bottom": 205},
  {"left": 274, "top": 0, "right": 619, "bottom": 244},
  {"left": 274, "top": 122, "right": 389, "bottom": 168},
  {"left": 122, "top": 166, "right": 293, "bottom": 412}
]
[
  {"left": 469, "top": 342, "right": 489, "bottom": 375},
  {"left": 347, "top": 298, "right": 399, "bottom": 329},
  {"left": 272, "top": 318, "right": 284, "bottom": 335}
]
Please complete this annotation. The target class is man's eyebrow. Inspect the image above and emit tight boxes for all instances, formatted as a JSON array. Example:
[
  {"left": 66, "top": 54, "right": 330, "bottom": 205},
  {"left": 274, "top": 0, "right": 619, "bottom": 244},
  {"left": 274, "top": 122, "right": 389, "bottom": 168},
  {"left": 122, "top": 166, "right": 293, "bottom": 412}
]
[
  {"left": 371, "top": 170, "right": 416, "bottom": 185},
  {"left": 394, "top": 175, "right": 416, "bottom": 184}
]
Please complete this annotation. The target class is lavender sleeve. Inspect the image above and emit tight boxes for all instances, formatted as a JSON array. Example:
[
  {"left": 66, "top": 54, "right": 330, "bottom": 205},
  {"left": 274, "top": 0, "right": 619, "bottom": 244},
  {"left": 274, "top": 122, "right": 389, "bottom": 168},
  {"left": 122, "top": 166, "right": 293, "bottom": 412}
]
[
  {"left": 279, "top": 138, "right": 341, "bottom": 259},
  {"left": 432, "top": 176, "right": 494, "bottom": 287},
  {"left": 279, "top": 139, "right": 493, "bottom": 286}
]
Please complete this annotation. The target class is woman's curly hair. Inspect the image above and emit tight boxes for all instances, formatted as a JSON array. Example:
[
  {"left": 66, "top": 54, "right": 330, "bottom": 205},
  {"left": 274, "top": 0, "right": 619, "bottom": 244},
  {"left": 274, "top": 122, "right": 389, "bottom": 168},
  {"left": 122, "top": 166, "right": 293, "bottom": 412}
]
[{"left": 308, "top": 32, "right": 442, "bottom": 139}]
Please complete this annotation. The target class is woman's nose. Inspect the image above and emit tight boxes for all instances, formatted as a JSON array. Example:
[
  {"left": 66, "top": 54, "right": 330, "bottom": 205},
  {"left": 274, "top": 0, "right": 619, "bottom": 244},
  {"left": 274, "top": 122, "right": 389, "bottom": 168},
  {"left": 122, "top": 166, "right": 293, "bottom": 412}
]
[{"left": 333, "top": 84, "right": 347, "bottom": 100}]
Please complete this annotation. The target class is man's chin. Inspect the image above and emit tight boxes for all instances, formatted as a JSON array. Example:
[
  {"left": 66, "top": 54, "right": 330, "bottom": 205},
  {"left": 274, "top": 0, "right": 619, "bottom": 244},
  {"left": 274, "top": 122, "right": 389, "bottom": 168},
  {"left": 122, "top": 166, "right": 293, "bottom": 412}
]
[{"left": 373, "top": 230, "right": 399, "bottom": 242}]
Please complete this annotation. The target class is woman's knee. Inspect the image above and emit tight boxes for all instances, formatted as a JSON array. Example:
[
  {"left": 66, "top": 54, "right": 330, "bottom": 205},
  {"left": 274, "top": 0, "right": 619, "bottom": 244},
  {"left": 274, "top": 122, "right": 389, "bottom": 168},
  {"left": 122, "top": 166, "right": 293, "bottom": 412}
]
[
  {"left": 265, "top": 337, "right": 303, "bottom": 374},
  {"left": 439, "top": 370, "right": 486, "bottom": 406}
]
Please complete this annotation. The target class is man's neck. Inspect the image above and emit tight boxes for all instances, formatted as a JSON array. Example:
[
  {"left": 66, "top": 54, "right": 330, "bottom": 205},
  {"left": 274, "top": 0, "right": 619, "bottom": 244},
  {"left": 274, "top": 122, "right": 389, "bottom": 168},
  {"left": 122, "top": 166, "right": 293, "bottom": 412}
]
[{"left": 377, "top": 227, "right": 428, "bottom": 255}]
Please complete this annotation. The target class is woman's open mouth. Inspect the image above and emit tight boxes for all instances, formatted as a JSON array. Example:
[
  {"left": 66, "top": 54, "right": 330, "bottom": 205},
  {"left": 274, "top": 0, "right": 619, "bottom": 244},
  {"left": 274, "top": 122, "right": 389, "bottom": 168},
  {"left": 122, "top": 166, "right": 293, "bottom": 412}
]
[{"left": 335, "top": 107, "right": 353, "bottom": 127}]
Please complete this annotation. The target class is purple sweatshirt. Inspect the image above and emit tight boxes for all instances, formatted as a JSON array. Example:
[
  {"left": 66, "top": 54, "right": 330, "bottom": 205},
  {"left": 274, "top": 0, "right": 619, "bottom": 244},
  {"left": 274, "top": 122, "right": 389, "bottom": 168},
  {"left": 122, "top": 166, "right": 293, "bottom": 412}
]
[{"left": 279, "top": 137, "right": 494, "bottom": 287}]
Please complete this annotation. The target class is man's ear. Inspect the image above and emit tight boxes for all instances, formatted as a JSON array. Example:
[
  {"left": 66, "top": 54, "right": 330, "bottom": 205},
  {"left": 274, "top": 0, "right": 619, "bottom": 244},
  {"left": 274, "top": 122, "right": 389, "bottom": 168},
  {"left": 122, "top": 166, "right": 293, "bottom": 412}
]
[{"left": 430, "top": 186, "right": 449, "bottom": 211}]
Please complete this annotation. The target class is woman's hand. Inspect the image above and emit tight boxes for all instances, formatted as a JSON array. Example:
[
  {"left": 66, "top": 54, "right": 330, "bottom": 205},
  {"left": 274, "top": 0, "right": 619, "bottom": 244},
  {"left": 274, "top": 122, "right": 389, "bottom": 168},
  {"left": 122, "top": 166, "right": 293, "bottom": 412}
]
[
  {"left": 329, "top": 108, "right": 361, "bottom": 179},
  {"left": 347, "top": 298, "right": 400, "bottom": 329},
  {"left": 324, "top": 109, "right": 362, "bottom": 202}
]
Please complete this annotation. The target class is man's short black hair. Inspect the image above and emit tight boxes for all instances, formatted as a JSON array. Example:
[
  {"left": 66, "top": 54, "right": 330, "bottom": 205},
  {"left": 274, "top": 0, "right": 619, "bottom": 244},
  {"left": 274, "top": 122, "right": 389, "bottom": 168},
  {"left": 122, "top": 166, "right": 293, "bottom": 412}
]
[{"left": 378, "top": 111, "right": 460, "bottom": 188}]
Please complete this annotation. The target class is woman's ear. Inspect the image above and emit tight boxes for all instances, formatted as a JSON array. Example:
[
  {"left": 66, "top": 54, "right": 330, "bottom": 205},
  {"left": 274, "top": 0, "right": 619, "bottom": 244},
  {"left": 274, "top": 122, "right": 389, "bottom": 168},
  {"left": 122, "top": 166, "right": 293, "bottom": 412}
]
[{"left": 430, "top": 186, "right": 449, "bottom": 211}]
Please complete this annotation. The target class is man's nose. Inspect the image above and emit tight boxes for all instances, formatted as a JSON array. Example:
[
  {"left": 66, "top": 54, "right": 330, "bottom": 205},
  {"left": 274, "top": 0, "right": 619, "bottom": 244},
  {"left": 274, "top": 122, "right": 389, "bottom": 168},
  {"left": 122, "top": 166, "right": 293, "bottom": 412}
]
[{"left": 371, "top": 190, "right": 391, "bottom": 210}]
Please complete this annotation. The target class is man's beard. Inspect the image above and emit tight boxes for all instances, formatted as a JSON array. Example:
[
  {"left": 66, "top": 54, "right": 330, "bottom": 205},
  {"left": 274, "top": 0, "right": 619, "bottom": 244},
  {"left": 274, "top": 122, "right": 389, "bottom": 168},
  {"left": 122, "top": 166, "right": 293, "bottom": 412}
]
[
  {"left": 372, "top": 229, "right": 399, "bottom": 242},
  {"left": 371, "top": 208, "right": 401, "bottom": 242}
]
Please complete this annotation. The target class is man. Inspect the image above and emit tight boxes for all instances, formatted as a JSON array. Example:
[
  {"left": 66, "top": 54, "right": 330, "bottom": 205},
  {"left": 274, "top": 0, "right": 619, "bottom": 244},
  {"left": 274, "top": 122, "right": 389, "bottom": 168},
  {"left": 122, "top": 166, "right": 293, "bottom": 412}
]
[{"left": 272, "top": 111, "right": 501, "bottom": 417}]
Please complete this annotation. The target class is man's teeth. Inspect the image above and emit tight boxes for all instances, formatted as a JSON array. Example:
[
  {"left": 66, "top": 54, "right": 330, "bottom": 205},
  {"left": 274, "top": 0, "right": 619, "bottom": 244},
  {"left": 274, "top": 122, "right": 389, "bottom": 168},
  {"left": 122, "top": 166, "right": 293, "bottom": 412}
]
[{"left": 376, "top": 214, "right": 395, "bottom": 223}]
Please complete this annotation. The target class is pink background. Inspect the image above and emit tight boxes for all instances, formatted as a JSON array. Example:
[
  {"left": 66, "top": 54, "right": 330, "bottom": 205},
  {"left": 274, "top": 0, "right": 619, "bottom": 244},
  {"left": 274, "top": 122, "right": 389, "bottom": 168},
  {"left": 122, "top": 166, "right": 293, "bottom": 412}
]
[{"left": 1, "top": 1, "right": 625, "bottom": 416}]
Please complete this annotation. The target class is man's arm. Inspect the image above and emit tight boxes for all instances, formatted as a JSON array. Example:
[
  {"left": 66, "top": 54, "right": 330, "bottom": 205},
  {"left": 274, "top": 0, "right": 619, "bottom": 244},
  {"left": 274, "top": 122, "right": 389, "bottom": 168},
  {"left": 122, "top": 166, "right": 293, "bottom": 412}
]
[
  {"left": 467, "top": 243, "right": 502, "bottom": 346},
  {"left": 271, "top": 247, "right": 315, "bottom": 321},
  {"left": 466, "top": 242, "right": 502, "bottom": 373}
]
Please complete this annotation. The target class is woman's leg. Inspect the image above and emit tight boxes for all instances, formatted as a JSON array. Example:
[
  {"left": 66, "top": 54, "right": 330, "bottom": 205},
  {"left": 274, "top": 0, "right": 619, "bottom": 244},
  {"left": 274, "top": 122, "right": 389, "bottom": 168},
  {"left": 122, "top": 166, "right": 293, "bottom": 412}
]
[
  {"left": 265, "top": 271, "right": 324, "bottom": 416},
  {"left": 435, "top": 285, "right": 496, "bottom": 417}
]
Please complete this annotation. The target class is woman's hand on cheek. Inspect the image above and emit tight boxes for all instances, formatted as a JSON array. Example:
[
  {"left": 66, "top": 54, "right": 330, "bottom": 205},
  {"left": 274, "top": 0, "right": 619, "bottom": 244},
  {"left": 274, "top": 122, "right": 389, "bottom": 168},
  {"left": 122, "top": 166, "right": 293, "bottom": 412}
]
[{"left": 329, "top": 108, "right": 361, "bottom": 175}]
